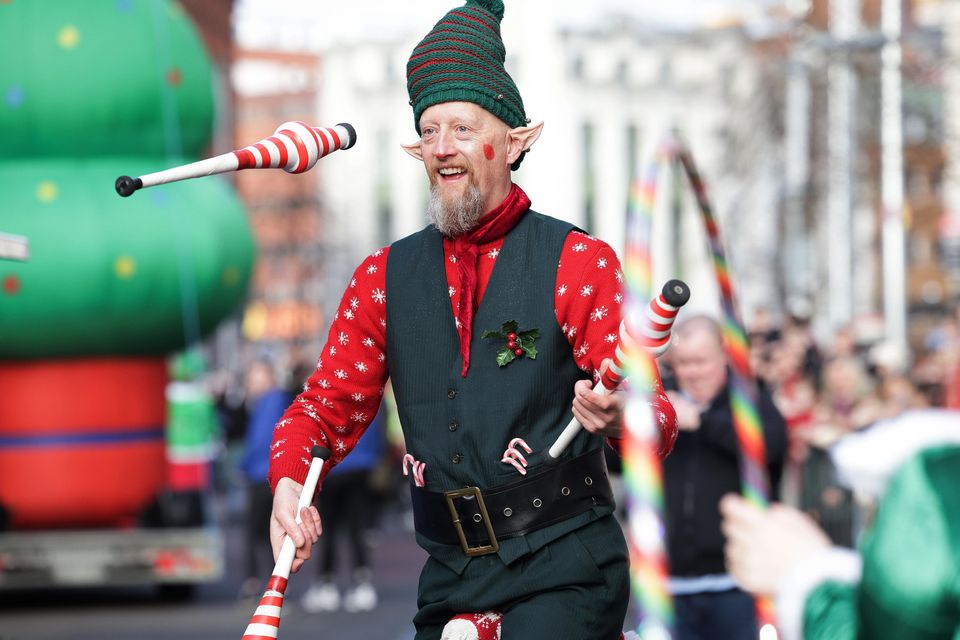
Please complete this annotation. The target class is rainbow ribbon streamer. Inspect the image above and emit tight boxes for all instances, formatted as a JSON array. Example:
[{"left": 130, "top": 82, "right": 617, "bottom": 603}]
[
  {"left": 623, "top": 139, "right": 778, "bottom": 638},
  {"left": 674, "top": 144, "right": 777, "bottom": 635},
  {"left": 674, "top": 147, "right": 770, "bottom": 506},
  {"left": 623, "top": 145, "right": 674, "bottom": 639}
]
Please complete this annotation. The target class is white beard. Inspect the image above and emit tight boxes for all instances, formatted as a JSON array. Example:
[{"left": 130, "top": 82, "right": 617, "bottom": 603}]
[{"left": 427, "top": 184, "right": 484, "bottom": 237}]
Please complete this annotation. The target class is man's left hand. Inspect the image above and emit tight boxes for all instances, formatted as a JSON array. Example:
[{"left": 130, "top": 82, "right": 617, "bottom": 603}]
[{"left": 572, "top": 378, "right": 625, "bottom": 438}]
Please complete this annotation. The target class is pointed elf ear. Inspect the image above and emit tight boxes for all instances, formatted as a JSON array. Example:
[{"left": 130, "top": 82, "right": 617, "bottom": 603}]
[
  {"left": 506, "top": 121, "right": 544, "bottom": 165},
  {"left": 401, "top": 141, "right": 424, "bottom": 161}
]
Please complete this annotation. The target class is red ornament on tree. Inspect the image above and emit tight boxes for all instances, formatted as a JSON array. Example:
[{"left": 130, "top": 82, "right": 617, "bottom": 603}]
[{"left": 3, "top": 274, "right": 20, "bottom": 295}]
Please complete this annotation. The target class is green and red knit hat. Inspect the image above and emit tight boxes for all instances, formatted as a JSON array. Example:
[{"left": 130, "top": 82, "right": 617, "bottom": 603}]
[{"left": 406, "top": 0, "right": 527, "bottom": 136}]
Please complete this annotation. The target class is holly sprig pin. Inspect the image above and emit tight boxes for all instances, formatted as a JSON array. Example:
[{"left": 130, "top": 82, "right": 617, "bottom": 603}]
[{"left": 481, "top": 320, "right": 539, "bottom": 367}]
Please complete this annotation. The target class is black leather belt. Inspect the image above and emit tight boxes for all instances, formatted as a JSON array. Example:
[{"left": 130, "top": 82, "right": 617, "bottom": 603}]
[{"left": 410, "top": 448, "right": 613, "bottom": 557}]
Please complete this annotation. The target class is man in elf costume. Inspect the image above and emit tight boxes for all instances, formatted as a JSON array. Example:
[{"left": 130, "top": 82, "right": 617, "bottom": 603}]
[{"left": 267, "top": 1, "right": 678, "bottom": 637}]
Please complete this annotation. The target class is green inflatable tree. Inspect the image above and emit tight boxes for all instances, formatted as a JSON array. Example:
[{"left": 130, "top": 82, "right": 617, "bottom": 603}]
[{"left": 0, "top": 0, "right": 253, "bottom": 529}]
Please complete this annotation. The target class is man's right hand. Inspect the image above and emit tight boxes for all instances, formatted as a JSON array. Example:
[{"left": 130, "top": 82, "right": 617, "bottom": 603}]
[
  {"left": 719, "top": 493, "right": 831, "bottom": 597},
  {"left": 665, "top": 390, "right": 702, "bottom": 432},
  {"left": 270, "top": 476, "right": 322, "bottom": 574}
]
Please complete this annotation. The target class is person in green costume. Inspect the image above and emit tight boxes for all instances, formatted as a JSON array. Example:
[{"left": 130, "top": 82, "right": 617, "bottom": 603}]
[
  {"left": 720, "top": 409, "right": 960, "bottom": 640},
  {"left": 266, "top": 1, "right": 679, "bottom": 638}
]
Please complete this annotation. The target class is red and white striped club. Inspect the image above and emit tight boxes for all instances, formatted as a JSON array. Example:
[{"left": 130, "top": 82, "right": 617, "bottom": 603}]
[
  {"left": 116, "top": 122, "right": 357, "bottom": 197},
  {"left": 546, "top": 279, "right": 690, "bottom": 459},
  {"left": 240, "top": 445, "right": 330, "bottom": 640}
]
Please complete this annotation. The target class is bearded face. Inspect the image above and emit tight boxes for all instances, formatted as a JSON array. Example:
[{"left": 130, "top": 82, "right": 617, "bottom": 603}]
[
  {"left": 426, "top": 183, "right": 484, "bottom": 237},
  {"left": 410, "top": 103, "right": 517, "bottom": 237},
  {"left": 403, "top": 103, "right": 544, "bottom": 235}
]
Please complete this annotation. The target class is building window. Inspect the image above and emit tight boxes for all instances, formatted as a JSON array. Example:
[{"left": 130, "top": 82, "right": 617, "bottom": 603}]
[
  {"left": 616, "top": 59, "right": 629, "bottom": 86},
  {"left": 625, "top": 123, "right": 639, "bottom": 213},
  {"left": 572, "top": 54, "right": 584, "bottom": 79},
  {"left": 582, "top": 121, "right": 595, "bottom": 232},
  {"left": 384, "top": 54, "right": 395, "bottom": 82},
  {"left": 375, "top": 128, "right": 392, "bottom": 247},
  {"left": 720, "top": 64, "right": 734, "bottom": 102},
  {"left": 658, "top": 59, "right": 672, "bottom": 85}
]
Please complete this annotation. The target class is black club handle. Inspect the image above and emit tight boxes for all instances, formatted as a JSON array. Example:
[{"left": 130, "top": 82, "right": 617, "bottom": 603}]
[
  {"left": 115, "top": 175, "right": 143, "bottom": 197},
  {"left": 661, "top": 279, "right": 691, "bottom": 307}
]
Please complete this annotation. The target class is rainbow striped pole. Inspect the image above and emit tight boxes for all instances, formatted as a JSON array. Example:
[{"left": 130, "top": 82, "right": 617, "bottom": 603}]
[
  {"left": 674, "top": 144, "right": 777, "bottom": 636},
  {"left": 673, "top": 147, "right": 770, "bottom": 506},
  {"left": 622, "top": 145, "right": 675, "bottom": 639}
]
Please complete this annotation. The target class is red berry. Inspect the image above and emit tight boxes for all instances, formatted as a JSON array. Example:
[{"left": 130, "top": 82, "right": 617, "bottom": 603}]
[
  {"left": 507, "top": 332, "right": 518, "bottom": 341},
  {"left": 507, "top": 340, "right": 517, "bottom": 349},
  {"left": 514, "top": 348, "right": 524, "bottom": 357}
]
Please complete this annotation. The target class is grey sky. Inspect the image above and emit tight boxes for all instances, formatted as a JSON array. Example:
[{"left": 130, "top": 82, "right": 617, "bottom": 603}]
[{"left": 234, "top": 0, "right": 792, "bottom": 50}]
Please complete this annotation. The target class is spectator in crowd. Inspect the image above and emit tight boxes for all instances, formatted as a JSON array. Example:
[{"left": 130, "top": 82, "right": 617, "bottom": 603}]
[
  {"left": 662, "top": 314, "right": 789, "bottom": 640},
  {"left": 780, "top": 303, "right": 823, "bottom": 385},
  {"left": 768, "top": 332, "right": 818, "bottom": 438},
  {"left": 238, "top": 357, "right": 292, "bottom": 598},
  {"left": 796, "top": 356, "right": 881, "bottom": 547},
  {"left": 764, "top": 332, "right": 818, "bottom": 505},
  {"left": 301, "top": 404, "right": 388, "bottom": 613}
]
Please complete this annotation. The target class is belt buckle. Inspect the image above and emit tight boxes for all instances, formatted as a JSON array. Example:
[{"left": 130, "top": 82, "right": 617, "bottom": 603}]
[{"left": 444, "top": 486, "right": 500, "bottom": 557}]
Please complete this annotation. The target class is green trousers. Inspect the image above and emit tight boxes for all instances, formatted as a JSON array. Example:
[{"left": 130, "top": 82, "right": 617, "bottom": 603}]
[{"left": 414, "top": 515, "right": 629, "bottom": 640}]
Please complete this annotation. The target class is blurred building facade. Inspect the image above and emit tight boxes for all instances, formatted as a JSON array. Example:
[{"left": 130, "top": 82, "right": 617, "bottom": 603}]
[
  {"left": 937, "top": 0, "right": 960, "bottom": 298},
  {"left": 231, "top": 49, "right": 330, "bottom": 379},
  {"left": 316, "top": 10, "right": 781, "bottom": 321},
  {"left": 223, "top": 0, "right": 960, "bottom": 369},
  {"left": 770, "top": 0, "right": 953, "bottom": 353},
  {"left": 181, "top": 0, "right": 236, "bottom": 155},
  {"left": 184, "top": 1, "right": 337, "bottom": 382}
]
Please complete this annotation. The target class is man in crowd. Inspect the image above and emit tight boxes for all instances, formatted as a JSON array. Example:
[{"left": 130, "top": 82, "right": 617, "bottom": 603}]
[{"left": 663, "top": 314, "right": 788, "bottom": 640}]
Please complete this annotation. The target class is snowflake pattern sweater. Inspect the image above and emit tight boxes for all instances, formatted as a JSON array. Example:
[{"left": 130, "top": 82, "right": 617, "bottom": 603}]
[{"left": 268, "top": 185, "right": 674, "bottom": 491}]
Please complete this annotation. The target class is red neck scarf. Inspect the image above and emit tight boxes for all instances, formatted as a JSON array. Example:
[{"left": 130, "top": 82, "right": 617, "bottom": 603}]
[{"left": 451, "top": 183, "right": 531, "bottom": 377}]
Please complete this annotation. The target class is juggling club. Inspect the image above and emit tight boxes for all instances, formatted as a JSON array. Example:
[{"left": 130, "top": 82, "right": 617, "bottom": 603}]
[
  {"left": 116, "top": 122, "right": 357, "bottom": 197},
  {"left": 546, "top": 279, "right": 690, "bottom": 459},
  {"left": 240, "top": 445, "right": 331, "bottom": 640}
]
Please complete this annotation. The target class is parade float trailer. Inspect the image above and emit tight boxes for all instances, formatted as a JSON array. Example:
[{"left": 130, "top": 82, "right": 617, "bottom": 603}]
[{"left": 0, "top": 0, "right": 254, "bottom": 596}]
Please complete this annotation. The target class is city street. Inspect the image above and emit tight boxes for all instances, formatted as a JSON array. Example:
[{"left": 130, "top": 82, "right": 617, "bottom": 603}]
[
  {"left": 1, "top": 484, "right": 645, "bottom": 640},
  {"left": 1, "top": 510, "right": 428, "bottom": 640},
  {"left": 4, "top": 0, "right": 960, "bottom": 637}
]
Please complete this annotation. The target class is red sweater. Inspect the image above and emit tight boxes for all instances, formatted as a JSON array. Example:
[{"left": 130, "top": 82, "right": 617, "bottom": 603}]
[{"left": 269, "top": 187, "right": 673, "bottom": 490}]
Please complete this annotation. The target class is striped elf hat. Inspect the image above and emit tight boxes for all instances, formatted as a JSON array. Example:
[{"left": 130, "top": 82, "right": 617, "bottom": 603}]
[{"left": 406, "top": 0, "right": 527, "bottom": 137}]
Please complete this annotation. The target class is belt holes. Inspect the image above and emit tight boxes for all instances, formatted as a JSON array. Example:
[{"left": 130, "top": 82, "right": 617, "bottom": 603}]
[
  {"left": 503, "top": 507, "right": 513, "bottom": 517},
  {"left": 532, "top": 498, "right": 542, "bottom": 508},
  {"left": 561, "top": 486, "right": 571, "bottom": 496},
  {"left": 473, "top": 513, "right": 482, "bottom": 523},
  {"left": 584, "top": 476, "right": 593, "bottom": 486}
]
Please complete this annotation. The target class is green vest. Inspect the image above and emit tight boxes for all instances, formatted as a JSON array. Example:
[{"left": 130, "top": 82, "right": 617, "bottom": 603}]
[{"left": 386, "top": 211, "right": 614, "bottom": 573}]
